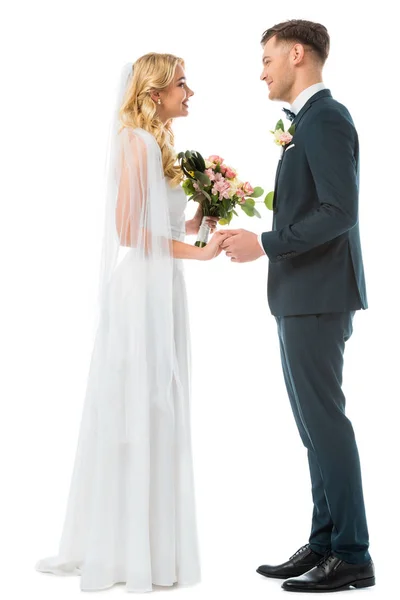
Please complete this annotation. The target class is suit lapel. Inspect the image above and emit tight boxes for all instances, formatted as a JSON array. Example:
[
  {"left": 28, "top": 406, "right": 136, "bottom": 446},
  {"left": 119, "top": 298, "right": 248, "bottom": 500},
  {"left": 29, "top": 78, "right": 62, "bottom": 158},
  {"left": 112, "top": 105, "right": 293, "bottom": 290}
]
[{"left": 273, "top": 89, "right": 332, "bottom": 214}]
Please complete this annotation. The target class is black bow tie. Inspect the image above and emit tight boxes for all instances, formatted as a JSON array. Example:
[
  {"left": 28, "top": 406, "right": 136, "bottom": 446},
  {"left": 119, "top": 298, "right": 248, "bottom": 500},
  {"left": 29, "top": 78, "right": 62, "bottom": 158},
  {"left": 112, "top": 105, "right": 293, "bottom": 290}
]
[{"left": 282, "top": 107, "right": 296, "bottom": 122}]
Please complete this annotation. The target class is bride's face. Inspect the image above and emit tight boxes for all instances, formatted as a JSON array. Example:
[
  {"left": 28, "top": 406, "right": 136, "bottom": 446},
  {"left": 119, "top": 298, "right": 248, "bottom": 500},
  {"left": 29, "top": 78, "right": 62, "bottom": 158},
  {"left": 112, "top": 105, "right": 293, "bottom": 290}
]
[{"left": 157, "top": 64, "right": 194, "bottom": 121}]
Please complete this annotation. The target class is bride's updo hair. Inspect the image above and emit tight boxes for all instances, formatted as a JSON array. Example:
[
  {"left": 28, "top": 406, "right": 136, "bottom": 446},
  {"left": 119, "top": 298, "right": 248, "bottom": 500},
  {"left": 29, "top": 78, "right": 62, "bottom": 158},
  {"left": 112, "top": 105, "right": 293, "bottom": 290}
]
[{"left": 119, "top": 53, "right": 185, "bottom": 187}]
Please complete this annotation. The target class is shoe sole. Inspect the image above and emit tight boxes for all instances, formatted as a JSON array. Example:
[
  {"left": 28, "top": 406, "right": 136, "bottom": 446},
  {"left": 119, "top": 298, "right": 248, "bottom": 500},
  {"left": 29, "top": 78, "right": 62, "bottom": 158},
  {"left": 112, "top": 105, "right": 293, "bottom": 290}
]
[
  {"left": 256, "top": 568, "right": 315, "bottom": 580},
  {"left": 282, "top": 576, "right": 376, "bottom": 592}
]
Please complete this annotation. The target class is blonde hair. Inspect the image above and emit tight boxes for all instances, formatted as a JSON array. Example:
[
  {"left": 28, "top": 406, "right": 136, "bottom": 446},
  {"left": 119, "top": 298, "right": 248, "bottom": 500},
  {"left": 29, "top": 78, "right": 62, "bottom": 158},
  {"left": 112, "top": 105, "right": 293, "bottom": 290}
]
[{"left": 119, "top": 53, "right": 185, "bottom": 187}]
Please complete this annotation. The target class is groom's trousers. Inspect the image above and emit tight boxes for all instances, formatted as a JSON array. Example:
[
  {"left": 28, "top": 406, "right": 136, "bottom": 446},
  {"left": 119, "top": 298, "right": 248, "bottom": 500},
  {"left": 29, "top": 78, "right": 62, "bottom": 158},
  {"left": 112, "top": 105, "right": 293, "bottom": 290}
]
[{"left": 275, "top": 311, "right": 370, "bottom": 565}]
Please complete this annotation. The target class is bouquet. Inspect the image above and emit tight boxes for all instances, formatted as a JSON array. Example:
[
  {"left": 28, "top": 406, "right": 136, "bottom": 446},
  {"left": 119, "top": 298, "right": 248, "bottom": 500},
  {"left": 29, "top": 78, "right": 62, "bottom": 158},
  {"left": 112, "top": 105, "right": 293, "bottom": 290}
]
[{"left": 178, "top": 151, "right": 264, "bottom": 247}]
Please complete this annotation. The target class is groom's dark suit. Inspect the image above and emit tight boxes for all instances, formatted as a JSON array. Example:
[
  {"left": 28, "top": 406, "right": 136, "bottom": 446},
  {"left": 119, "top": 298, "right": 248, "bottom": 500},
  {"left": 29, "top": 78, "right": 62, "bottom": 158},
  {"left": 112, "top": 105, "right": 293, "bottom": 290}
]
[{"left": 260, "top": 89, "right": 370, "bottom": 565}]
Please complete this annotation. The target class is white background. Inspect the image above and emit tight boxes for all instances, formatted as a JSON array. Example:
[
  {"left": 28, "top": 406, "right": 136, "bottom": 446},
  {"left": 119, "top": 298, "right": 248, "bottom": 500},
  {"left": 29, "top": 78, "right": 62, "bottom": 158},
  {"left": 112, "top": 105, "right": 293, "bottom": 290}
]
[{"left": 1, "top": 1, "right": 398, "bottom": 598}]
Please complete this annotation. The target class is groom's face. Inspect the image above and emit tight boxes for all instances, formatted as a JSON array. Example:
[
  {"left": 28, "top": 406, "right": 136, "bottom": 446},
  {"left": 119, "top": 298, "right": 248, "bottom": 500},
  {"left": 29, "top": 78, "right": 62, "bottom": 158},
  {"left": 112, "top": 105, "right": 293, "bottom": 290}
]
[{"left": 261, "top": 36, "right": 294, "bottom": 102}]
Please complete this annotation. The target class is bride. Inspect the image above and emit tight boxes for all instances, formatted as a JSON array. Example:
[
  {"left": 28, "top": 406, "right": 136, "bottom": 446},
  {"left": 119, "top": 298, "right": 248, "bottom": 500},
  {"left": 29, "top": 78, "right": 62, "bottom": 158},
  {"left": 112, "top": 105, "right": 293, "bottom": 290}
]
[{"left": 36, "top": 53, "right": 229, "bottom": 592}]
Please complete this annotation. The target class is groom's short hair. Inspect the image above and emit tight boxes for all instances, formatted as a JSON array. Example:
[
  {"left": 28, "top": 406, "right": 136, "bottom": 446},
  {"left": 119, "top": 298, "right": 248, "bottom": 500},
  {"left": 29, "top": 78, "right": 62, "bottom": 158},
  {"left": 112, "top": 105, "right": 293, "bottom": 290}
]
[{"left": 261, "top": 20, "right": 330, "bottom": 65}]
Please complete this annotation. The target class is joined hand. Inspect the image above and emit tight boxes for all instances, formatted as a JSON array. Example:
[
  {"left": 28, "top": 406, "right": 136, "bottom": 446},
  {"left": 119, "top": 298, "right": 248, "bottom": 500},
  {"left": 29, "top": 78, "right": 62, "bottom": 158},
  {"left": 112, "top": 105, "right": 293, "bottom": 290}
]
[{"left": 219, "top": 229, "right": 265, "bottom": 263}]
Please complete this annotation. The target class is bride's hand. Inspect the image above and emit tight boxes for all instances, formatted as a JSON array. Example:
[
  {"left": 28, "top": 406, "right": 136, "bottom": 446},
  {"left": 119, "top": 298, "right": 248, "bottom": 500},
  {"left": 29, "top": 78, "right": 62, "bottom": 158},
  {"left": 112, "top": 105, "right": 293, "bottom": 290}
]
[
  {"left": 187, "top": 204, "right": 219, "bottom": 236},
  {"left": 200, "top": 231, "right": 231, "bottom": 260}
]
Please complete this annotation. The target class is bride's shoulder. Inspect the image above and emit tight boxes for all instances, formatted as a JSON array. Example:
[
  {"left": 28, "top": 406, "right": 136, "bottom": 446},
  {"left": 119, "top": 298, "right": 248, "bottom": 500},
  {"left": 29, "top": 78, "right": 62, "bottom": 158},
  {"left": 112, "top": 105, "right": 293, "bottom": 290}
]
[
  {"left": 122, "top": 126, "right": 157, "bottom": 146},
  {"left": 119, "top": 127, "right": 162, "bottom": 160}
]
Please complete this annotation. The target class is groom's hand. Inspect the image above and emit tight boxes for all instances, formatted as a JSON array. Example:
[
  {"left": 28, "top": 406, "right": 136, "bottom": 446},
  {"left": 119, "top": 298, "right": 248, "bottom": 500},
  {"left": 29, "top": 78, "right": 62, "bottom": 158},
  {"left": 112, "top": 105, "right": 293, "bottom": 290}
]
[{"left": 221, "top": 229, "right": 265, "bottom": 263}]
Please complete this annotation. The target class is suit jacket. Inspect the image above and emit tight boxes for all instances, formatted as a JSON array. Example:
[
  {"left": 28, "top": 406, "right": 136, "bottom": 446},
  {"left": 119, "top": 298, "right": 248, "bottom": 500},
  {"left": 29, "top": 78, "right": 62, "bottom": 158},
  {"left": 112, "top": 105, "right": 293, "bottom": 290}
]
[{"left": 261, "top": 89, "right": 368, "bottom": 316}]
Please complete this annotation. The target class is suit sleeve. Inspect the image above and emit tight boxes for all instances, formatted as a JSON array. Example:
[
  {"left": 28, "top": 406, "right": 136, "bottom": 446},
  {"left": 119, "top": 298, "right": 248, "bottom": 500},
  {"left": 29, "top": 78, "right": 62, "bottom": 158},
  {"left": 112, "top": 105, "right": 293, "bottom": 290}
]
[{"left": 261, "top": 110, "right": 359, "bottom": 263}]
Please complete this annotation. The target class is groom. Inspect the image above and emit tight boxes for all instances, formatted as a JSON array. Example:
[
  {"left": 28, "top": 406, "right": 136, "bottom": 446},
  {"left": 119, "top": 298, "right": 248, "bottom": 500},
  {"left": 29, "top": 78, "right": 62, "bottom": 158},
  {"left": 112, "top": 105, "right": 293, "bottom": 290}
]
[{"left": 220, "top": 20, "right": 374, "bottom": 592}]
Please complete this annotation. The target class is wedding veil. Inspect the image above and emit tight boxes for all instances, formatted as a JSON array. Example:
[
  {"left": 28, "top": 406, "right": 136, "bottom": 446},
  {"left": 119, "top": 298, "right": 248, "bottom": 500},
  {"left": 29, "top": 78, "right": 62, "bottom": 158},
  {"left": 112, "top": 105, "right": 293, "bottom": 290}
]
[{"left": 91, "top": 62, "right": 176, "bottom": 443}]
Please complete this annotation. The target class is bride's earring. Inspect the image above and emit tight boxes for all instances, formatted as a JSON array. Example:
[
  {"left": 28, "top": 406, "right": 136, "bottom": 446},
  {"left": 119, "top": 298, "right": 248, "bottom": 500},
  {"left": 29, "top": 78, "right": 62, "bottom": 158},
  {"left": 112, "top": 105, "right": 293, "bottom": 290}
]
[{"left": 157, "top": 99, "right": 161, "bottom": 105}]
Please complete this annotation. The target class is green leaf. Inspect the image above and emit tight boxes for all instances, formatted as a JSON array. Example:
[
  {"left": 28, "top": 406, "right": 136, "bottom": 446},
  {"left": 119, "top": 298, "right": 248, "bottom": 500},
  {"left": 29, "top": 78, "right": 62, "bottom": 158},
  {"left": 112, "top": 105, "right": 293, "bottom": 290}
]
[
  {"left": 275, "top": 119, "right": 284, "bottom": 132},
  {"left": 249, "top": 186, "right": 264, "bottom": 199},
  {"left": 232, "top": 209, "right": 238, "bottom": 217},
  {"left": 194, "top": 171, "right": 211, "bottom": 186},
  {"left": 199, "top": 189, "right": 212, "bottom": 203},
  {"left": 288, "top": 124, "right": 296, "bottom": 135},
  {"left": 192, "top": 151, "right": 206, "bottom": 172},
  {"left": 181, "top": 163, "right": 195, "bottom": 178},
  {"left": 253, "top": 208, "right": 261, "bottom": 218},
  {"left": 240, "top": 203, "right": 255, "bottom": 217},
  {"left": 246, "top": 198, "right": 256, "bottom": 207},
  {"left": 182, "top": 178, "right": 195, "bottom": 196},
  {"left": 179, "top": 149, "right": 207, "bottom": 174},
  {"left": 219, "top": 218, "right": 229, "bottom": 226},
  {"left": 264, "top": 191, "right": 274, "bottom": 211},
  {"left": 222, "top": 198, "right": 230, "bottom": 212}
]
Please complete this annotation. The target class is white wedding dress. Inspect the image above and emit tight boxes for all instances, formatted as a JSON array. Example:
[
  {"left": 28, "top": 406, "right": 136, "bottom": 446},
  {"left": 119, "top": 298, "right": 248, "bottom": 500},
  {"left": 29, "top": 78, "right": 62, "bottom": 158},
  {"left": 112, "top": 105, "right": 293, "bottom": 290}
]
[{"left": 36, "top": 128, "right": 201, "bottom": 592}]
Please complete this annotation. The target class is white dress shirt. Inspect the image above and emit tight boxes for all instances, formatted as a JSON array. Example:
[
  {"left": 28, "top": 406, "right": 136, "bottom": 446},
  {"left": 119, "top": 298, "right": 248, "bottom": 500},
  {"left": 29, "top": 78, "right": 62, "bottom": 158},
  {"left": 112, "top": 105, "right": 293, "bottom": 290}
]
[{"left": 258, "top": 82, "right": 326, "bottom": 254}]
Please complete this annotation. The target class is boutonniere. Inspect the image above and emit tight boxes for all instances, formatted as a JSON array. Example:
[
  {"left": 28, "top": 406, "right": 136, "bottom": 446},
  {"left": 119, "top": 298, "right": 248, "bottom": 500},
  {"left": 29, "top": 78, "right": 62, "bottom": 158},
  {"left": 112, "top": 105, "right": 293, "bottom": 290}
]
[
  {"left": 263, "top": 120, "right": 297, "bottom": 211},
  {"left": 270, "top": 119, "right": 296, "bottom": 147}
]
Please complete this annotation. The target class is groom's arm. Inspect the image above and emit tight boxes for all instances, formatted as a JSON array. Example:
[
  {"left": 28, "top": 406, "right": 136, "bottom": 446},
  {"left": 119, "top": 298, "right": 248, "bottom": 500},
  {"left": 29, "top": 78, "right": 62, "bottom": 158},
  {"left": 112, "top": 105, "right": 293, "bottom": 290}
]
[{"left": 260, "top": 110, "right": 359, "bottom": 263}]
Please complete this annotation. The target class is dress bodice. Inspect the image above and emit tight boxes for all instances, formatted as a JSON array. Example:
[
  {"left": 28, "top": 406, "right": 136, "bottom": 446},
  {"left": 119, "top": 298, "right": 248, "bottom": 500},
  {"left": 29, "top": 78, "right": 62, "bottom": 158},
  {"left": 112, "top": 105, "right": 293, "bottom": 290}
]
[{"left": 166, "top": 180, "right": 187, "bottom": 243}]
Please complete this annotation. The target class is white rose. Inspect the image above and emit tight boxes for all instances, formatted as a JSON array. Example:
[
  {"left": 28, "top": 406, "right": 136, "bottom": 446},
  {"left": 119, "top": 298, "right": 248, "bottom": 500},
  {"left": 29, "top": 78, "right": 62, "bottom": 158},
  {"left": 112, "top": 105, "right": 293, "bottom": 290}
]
[{"left": 228, "top": 180, "right": 238, "bottom": 199}]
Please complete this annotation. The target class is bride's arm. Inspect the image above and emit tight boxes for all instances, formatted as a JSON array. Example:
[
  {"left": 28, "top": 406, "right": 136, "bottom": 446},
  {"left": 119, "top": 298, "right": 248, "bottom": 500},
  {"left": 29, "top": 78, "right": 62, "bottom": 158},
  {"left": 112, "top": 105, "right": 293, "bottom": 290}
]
[
  {"left": 185, "top": 219, "right": 195, "bottom": 235},
  {"left": 115, "top": 134, "right": 146, "bottom": 249},
  {"left": 173, "top": 231, "right": 230, "bottom": 260},
  {"left": 171, "top": 240, "right": 206, "bottom": 260},
  {"left": 115, "top": 131, "right": 226, "bottom": 260},
  {"left": 116, "top": 165, "right": 209, "bottom": 259}
]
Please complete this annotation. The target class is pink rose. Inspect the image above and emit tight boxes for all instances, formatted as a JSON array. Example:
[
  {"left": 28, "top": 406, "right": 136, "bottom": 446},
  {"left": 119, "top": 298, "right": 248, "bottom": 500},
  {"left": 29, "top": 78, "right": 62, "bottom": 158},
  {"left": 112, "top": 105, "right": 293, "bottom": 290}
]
[
  {"left": 243, "top": 182, "right": 254, "bottom": 195},
  {"left": 225, "top": 166, "right": 237, "bottom": 179},
  {"left": 278, "top": 132, "right": 293, "bottom": 145},
  {"left": 208, "top": 155, "right": 224, "bottom": 165},
  {"left": 236, "top": 188, "right": 245, "bottom": 198},
  {"left": 219, "top": 164, "right": 228, "bottom": 174}
]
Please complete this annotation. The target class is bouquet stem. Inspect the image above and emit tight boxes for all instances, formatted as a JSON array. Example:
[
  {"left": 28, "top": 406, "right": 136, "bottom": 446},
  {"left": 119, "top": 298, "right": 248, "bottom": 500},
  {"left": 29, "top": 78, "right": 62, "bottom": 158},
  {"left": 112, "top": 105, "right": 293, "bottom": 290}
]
[{"left": 195, "top": 216, "right": 211, "bottom": 247}]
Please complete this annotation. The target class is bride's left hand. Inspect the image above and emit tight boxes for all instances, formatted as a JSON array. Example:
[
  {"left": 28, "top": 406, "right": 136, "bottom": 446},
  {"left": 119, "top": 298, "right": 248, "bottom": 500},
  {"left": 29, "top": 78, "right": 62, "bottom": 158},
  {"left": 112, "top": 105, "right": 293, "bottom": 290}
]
[{"left": 186, "top": 204, "right": 219, "bottom": 235}]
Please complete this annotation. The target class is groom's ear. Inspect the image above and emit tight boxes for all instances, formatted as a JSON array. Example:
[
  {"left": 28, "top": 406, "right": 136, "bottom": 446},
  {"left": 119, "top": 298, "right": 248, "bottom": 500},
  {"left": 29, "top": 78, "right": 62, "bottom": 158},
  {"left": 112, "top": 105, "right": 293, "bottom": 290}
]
[{"left": 291, "top": 43, "right": 306, "bottom": 65}]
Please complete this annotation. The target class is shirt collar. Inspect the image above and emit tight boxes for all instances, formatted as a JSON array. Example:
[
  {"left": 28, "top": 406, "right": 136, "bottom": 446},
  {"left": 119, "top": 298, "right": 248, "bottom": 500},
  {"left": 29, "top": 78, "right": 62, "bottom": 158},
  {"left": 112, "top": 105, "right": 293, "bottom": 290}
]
[{"left": 290, "top": 82, "right": 326, "bottom": 115}]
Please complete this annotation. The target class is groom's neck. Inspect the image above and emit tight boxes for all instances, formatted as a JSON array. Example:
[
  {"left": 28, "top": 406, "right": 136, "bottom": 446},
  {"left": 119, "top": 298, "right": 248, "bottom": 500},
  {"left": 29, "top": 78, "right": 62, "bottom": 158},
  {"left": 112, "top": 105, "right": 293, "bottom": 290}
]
[{"left": 288, "top": 72, "right": 324, "bottom": 105}]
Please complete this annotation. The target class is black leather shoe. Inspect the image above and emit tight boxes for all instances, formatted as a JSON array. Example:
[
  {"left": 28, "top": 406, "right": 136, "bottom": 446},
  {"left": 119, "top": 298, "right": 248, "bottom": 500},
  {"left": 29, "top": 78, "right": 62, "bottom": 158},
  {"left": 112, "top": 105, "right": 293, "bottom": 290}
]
[
  {"left": 256, "top": 544, "right": 325, "bottom": 579},
  {"left": 282, "top": 553, "right": 375, "bottom": 592}
]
